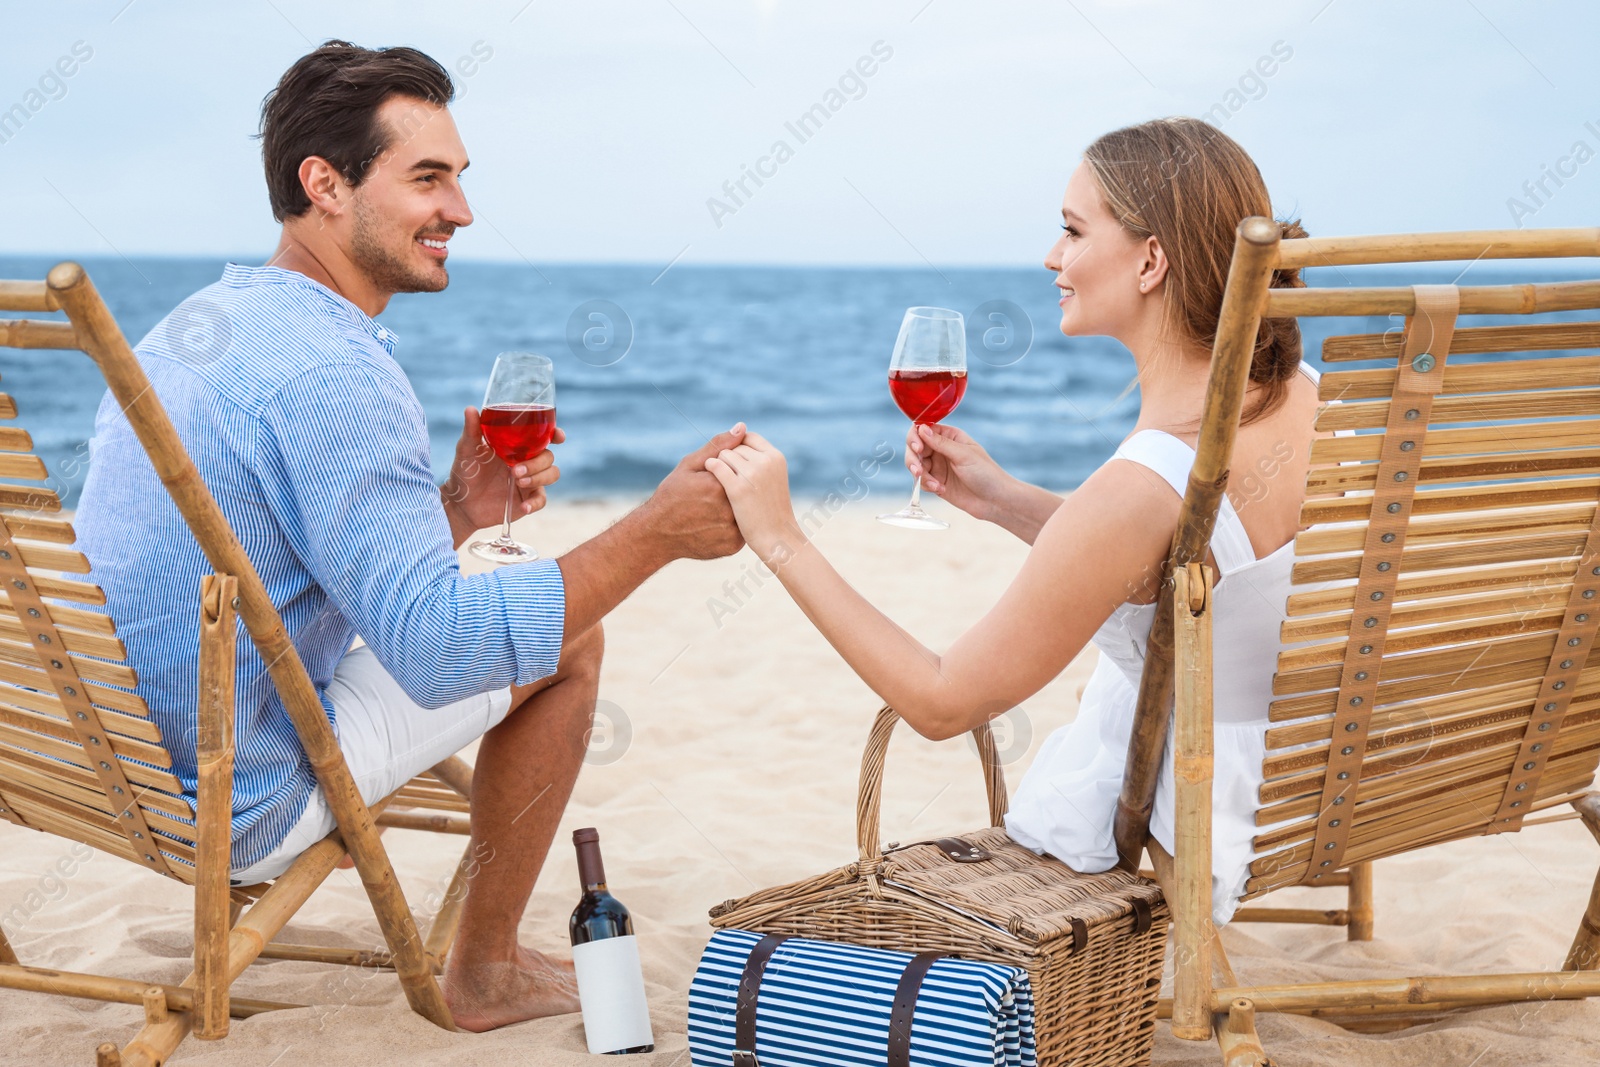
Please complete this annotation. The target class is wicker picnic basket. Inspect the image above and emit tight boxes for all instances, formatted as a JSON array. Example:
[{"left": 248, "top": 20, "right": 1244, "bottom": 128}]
[{"left": 709, "top": 705, "right": 1170, "bottom": 1067}]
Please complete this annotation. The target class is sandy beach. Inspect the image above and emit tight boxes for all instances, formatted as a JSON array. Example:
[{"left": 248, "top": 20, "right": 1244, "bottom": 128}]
[{"left": 3, "top": 495, "right": 1598, "bottom": 1066}]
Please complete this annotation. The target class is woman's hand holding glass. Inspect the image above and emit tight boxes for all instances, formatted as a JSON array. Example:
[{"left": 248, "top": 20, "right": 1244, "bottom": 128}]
[{"left": 903, "top": 422, "right": 1013, "bottom": 524}]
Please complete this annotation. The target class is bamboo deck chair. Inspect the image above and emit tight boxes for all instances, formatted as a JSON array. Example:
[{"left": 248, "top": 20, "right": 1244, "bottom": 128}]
[
  {"left": 0, "top": 263, "right": 485, "bottom": 1066},
  {"left": 1109, "top": 220, "right": 1600, "bottom": 1063}
]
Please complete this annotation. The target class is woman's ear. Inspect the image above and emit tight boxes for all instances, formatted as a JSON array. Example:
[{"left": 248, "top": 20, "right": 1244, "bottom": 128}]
[{"left": 1137, "top": 235, "right": 1170, "bottom": 294}]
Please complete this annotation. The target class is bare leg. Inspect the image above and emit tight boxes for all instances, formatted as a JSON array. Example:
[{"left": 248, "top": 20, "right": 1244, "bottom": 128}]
[{"left": 442, "top": 622, "right": 604, "bottom": 1032}]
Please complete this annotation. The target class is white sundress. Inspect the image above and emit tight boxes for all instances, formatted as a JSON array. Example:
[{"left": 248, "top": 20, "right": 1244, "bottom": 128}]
[{"left": 1005, "top": 364, "right": 1325, "bottom": 926}]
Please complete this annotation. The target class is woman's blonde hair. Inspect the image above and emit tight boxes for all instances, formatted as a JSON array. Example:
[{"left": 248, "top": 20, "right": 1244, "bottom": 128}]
[{"left": 1082, "top": 117, "right": 1307, "bottom": 425}]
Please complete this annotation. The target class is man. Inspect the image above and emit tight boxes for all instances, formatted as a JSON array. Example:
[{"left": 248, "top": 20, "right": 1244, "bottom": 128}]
[{"left": 75, "top": 40, "right": 746, "bottom": 1032}]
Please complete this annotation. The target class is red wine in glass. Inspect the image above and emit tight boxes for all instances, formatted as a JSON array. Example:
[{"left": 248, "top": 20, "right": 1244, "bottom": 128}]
[
  {"left": 468, "top": 353, "right": 555, "bottom": 565},
  {"left": 888, "top": 368, "right": 967, "bottom": 426},
  {"left": 480, "top": 403, "right": 557, "bottom": 465},
  {"left": 879, "top": 307, "right": 967, "bottom": 530}
]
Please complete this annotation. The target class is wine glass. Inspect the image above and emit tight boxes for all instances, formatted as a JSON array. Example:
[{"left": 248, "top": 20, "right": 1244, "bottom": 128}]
[
  {"left": 468, "top": 352, "right": 556, "bottom": 564},
  {"left": 878, "top": 307, "right": 967, "bottom": 530}
]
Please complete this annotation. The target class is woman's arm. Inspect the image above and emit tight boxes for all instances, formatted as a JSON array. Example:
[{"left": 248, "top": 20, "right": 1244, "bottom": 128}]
[
  {"left": 707, "top": 435, "right": 1174, "bottom": 740},
  {"left": 904, "top": 424, "right": 1064, "bottom": 545}
]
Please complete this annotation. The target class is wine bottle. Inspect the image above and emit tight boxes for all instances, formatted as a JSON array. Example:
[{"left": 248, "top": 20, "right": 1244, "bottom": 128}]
[{"left": 569, "top": 827, "right": 655, "bottom": 1055}]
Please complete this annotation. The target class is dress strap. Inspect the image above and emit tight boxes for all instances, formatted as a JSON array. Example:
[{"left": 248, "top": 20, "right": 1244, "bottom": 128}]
[{"left": 1111, "top": 429, "right": 1259, "bottom": 575}]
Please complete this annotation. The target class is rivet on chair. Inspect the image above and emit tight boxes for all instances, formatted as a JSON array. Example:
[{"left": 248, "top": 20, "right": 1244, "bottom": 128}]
[
  {"left": 64, "top": 686, "right": 75, "bottom": 696},
  {"left": 98, "top": 761, "right": 110, "bottom": 770},
  {"left": 36, "top": 634, "right": 50, "bottom": 644},
  {"left": 1531, "top": 743, "right": 1543, "bottom": 753},
  {"left": 1376, "top": 562, "right": 1390, "bottom": 572},
  {"left": 1363, "top": 617, "right": 1378, "bottom": 628},
  {"left": 1345, "top": 720, "right": 1360, "bottom": 729},
  {"left": 1562, "top": 660, "right": 1575, "bottom": 670},
  {"left": 1538, "top": 723, "right": 1551, "bottom": 732},
  {"left": 1523, "top": 762, "right": 1537, "bottom": 771},
  {"left": 132, "top": 831, "right": 143, "bottom": 839},
  {"left": 1324, "top": 842, "right": 1337, "bottom": 850},
  {"left": 1515, "top": 783, "right": 1528, "bottom": 792},
  {"left": 122, "top": 811, "right": 133, "bottom": 820},
  {"left": 1405, "top": 408, "right": 1420, "bottom": 420},
  {"left": 1355, "top": 671, "right": 1368, "bottom": 681},
  {"left": 1545, "top": 703, "right": 1558, "bottom": 712},
  {"left": 26, "top": 608, "right": 38, "bottom": 618},
  {"left": 1553, "top": 681, "right": 1566, "bottom": 691},
  {"left": 1333, "top": 796, "right": 1346, "bottom": 805},
  {"left": 1399, "top": 440, "right": 1415, "bottom": 451},
  {"left": 1381, "top": 532, "right": 1396, "bottom": 542},
  {"left": 1510, "top": 801, "right": 1522, "bottom": 809},
  {"left": 50, "top": 659, "right": 62, "bottom": 669},
  {"left": 113, "top": 785, "right": 124, "bottom": 794},
  {"left": 1570, "top": 637, "right": 1584, "bottom": 646},
  {"left": 1349, "top": 696, "right": 1363, "bottom": 707},
  {"left": 1393, "top": 471, "right": 1408, "bottom": 482},
  {"left": 1593, "top": 565, "right": 1600, "bottom": 576},
  {"left": 1360, "top": 644, "right": 1373, "bottom": 655},
  {"left": 1386, "top": 504, "right": 1400, "bottom": 515},
  {"left": 12, "top": 579, "right": 24, "bottom": 590},
  {"left": 231, "top": 596, "right": 241, "bottom": 610},
  {"left": 1411, "top": 353, "right": 1435, "bottom": 372},
  {"left": 1578, "top": 614, "right": 1590, "bottom": 623},
  {"left": 0, "top": 551, "right": 10, "bottom": 560},
  {"left": 1370, "top": 591, "right": 1384, "bottom": 601},
  {"left": 75, "top": 711, "right": 86, "bottom": 720},
  {"left": 1585, "top": 590, "right": 1597, "bottom": 600},
  {"left": 89, "top": 737, "right": 101, "bottom": 746},
  {"left": 1329, "top": 819, "right": 1341, "bottom": 828},
  {"left": 145, "top": 854, "right": 156, "bottom": 862}
]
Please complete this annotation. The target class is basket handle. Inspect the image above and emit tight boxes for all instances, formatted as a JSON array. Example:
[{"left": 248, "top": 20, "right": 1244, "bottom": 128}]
[{"left": 856, "top": 704, "right": 1009, "bottom": 863}]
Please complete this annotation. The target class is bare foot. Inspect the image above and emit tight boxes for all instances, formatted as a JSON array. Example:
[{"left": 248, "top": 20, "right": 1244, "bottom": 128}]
[{"left": 442, "top": 946, "right": 581, "bottom": 1032}]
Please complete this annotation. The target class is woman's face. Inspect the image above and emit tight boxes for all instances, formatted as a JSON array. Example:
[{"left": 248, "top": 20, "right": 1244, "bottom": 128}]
[{"left": 1043, "top": 162, "right": 1152, "bottom": 340}]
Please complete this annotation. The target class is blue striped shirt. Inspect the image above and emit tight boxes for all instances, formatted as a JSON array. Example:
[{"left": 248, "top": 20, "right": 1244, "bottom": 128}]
[{"left": 75, "top": 264, "right": 566, "bottom": 869}]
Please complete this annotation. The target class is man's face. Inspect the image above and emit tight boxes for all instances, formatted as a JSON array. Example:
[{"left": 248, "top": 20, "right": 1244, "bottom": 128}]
[{"left": 345, "top": 95, "right": 473, "bottom": 295}]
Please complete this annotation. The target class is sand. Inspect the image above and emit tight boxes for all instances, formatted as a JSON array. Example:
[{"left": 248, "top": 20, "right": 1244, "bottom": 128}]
[{"left": 3, "top": 495, "right": 1598, "bottom": 1065}]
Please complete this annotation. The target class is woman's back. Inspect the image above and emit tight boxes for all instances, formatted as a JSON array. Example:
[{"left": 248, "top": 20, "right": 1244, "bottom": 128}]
[{"left": 1004, "top": 362, "right": 1331, "bottom": 924}]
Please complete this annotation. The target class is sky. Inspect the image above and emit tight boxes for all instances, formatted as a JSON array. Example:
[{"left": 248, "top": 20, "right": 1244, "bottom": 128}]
[{"left": 1, "top": 0, "right": 1597, "bottom": 267}]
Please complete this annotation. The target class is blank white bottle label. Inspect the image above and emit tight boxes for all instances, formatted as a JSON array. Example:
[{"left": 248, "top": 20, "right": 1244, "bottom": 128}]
[{"left": 572, "top": 934, "right": 655, "bottom": 1054}]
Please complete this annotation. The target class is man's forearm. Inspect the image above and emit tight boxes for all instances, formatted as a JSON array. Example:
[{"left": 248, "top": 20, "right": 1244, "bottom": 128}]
[{"left": 555, "top": 505, "right": 676, "bottom": 640}]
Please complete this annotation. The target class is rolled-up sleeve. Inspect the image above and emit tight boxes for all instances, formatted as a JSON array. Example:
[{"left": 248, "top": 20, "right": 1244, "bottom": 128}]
[{"left": 252, "top": 360, "right": 564, "bottom": 707}]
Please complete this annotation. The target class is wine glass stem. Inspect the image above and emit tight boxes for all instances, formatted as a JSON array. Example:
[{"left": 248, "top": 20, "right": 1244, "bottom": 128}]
[
  {"left": 501, "top": 466, "right": 515, "bottom": 542},
  {"left": 909, "top": 473, "right": 924, "bottom": 510}
]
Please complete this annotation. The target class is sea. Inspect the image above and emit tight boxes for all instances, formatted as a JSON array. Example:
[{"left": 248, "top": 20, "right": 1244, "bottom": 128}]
[{"left": 0, "top": 256, "right": 1594, "bottom": 505}]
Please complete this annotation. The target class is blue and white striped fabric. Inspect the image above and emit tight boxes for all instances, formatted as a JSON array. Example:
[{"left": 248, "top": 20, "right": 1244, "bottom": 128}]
[
  {"left": 688, "top": 929, "right": 1037, "bottom": 1067},
  {"left": 74, "top": 264, "right": 566, "bottom": 870}
]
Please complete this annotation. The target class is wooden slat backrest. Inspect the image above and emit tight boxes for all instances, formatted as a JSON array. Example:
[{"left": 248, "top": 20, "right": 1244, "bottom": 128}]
[
  {"left": 1248, "top": 280, "right": 1600, "bottom": 897},
  {"left": 0, "top": 281, "right": 194, "bottom": 882}
]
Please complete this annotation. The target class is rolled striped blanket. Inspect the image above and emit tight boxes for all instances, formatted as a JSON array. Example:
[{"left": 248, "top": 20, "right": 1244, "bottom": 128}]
[{"left": 688, "top": 928, "right": 1038, "bottom": 1067}]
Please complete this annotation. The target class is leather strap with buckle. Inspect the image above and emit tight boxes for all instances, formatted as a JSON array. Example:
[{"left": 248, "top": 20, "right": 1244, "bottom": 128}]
[{"left": 732, "top": 933, "right": 788, "bottom": 1067}]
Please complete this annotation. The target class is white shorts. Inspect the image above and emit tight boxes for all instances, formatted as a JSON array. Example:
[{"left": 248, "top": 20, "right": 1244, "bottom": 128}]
[{"left": 230, "top": 644, "right": 513, "bottom": 884}]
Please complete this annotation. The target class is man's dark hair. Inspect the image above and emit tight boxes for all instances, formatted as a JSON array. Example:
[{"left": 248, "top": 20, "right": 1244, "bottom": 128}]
[{"left": 259, "top": 40, "right": 454, "bottom": 222}]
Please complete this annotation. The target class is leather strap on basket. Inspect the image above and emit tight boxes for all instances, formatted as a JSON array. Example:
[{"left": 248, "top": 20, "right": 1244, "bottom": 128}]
[
  {"left": 887, "top": 953, "right": 944, "bottom": 1067},
  {"left": 732, "top": 934, "right": 788, "bottom": 1067},
  {"left": 1490, "top": 504, "right": 1600, "bottom": 832},
  {"left": 1306, "top": 285, "right": 1459, "bottom": 880},
  {"left": 0, "top": 516, "right": 171, "bottom": 877}
]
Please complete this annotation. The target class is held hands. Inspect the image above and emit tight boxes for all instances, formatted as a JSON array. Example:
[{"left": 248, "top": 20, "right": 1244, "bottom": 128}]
[
  {"left": 703, "top": 428, "right": 804, "bottom": 566},
  {"left": 441, "top": 405, "right": 564, "bottom": 531},
  {"left": 905, "top": 422, "right": 1009, "bottom": 523},
  {"left": 639, "top": 425, "right": 749, "bottom": 561}
]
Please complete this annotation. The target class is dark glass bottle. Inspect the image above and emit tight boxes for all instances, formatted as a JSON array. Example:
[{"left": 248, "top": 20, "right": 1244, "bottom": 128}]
[{"left": 569, "top": 827, "right": 654, "bottom": 1055}]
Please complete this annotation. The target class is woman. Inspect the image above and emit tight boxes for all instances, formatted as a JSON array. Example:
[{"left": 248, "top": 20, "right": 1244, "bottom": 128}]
[{"left": 705, "top": 117, "right": 1325, "bottom": 924}]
